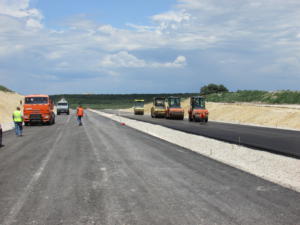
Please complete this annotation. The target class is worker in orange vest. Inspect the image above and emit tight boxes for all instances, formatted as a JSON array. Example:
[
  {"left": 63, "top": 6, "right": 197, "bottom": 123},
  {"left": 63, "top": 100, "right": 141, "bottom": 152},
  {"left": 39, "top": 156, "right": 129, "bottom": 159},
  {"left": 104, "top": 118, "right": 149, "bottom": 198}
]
[{"left": 76, "top": 105, "right": 84, "bottom": 126}]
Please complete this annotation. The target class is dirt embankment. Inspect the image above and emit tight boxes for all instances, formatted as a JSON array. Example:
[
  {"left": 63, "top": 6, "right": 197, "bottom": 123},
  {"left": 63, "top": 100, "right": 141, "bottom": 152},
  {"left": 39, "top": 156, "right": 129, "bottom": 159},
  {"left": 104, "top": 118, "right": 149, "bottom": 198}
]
[
  {"left": 124, "top": 99, "right": 300, "bottom": 130},
  {"left": 0, "top": 91, "right": 24, "bottom": 131},
  {"left": 205, "top": 102, "right": 300, "bottom": 130}
]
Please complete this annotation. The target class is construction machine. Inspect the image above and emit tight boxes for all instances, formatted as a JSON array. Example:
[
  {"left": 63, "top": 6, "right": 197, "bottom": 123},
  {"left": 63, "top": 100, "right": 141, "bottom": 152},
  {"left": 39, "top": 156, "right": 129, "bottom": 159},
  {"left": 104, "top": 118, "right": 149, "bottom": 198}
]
[
  {"left": 165, "top": 96, "right": 184, "bottom": 120},
  {"left": 151, "top": 97, "right": 166, "bottom": 118},
  {"left": 188, "top": 96, "right": 209, "bottom": 122},
  {"left": 133, "top": 99, "right": 144, "bottom": 115}
]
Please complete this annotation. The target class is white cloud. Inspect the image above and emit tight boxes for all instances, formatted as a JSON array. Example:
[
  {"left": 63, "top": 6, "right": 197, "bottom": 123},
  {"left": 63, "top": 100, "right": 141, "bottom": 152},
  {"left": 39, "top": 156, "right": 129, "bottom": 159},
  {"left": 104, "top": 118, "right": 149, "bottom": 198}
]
[
  {"left": 152, "top": 10, "right": 190, "bottom": 23},
  {"left": 1, "top": 0, "right": 300, "bottom": 92},
  {"left": 26, "top": 18, "right": 43, "bottom": 29},
  {"left": 0, "top": 0, "right": 42, "bottom": 19},
  {"left": 99, "top": 51, "right": 186, "bottom": 68}
]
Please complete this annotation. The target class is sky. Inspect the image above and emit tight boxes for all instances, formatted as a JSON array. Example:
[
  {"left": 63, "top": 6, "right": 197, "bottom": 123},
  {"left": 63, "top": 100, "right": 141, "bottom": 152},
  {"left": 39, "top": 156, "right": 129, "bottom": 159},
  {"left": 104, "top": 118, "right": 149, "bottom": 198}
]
[{"left": 0, "top": 0, "right": 300, "bottom": 94}]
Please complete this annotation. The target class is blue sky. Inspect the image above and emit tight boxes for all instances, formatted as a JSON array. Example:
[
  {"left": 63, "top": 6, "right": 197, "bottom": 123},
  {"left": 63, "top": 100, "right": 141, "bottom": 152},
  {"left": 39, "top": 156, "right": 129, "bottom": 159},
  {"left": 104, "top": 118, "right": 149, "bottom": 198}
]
[
  {"left": 34, "top": 0, "right": 177, "bottom": 29},
  {"left": 0, "top": 0, "right": 300, "bottom": 94}
]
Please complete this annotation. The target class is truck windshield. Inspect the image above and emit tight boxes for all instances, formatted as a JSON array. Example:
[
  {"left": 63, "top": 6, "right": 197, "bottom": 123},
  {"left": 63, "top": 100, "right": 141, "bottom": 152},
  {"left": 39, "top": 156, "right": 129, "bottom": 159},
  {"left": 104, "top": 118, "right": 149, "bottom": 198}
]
[
  {"left": 193, "top": 98, "right": 205, "bottom": 108},
  {"left": 134, "top": 102, "right": 144, "bottom": 108},
  {"left": 58, "top": 103, "right": 68, "bottom": 106},
  {"left": 169, "top": 98, "right": 181, "bottom": 107},
  {"left": 155, "top": 99, "right": 165, "bottom": 107},
  {"left": 25, "top": 97, "right": 48, "bottom": 104}
]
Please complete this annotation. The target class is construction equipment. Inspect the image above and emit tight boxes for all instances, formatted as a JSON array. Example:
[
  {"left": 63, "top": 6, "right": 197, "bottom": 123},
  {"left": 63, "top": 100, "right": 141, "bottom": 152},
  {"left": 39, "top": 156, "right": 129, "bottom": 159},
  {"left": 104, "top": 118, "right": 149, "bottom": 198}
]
[
  {"left": 23, "top": 95, "right": 55, "bottom": 126},
  {"left": 188, "top": 96, "right": 209, "bottom": 122},
  {"left": 165, "top": 96, "right": 184, "bottom": 120},
  {"left": 133, "top": 99, "right": 145, "bottom": 115},
  {"left": 151, "top": 97, "right": 166, "bottom": 118},
  {"left": 57, "top": 98, "right": 70, "bottom": 115}
]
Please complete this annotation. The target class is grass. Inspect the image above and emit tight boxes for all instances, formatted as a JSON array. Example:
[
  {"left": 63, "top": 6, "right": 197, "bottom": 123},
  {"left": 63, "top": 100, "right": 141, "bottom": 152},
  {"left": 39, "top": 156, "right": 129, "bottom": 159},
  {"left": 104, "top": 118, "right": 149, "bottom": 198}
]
[
  {"left": 206, "top": 90, "right": 300, "bottom": 104},
  {"left": 51, "top": 93, "right": 198, "bottom": 109},
  {"left": 0, "top": 85, "right": 13, "bottom": 92},
  {"left": 51, "top": 91, "right": 300, "bottom": 109}
]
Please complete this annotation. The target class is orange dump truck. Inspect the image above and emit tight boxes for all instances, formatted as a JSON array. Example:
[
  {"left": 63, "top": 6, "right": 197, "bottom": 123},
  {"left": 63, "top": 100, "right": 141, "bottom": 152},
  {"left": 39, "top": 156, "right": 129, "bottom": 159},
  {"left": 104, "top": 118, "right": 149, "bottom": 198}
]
[
  {"left": 23, "top": 95, "right": 55, "bottom": 126},
  {"left": 165, "top": 96, "right": 184, "bottom": 120},
  {"left": 188, "top": 96, "right": 208, "bottom": 122}
]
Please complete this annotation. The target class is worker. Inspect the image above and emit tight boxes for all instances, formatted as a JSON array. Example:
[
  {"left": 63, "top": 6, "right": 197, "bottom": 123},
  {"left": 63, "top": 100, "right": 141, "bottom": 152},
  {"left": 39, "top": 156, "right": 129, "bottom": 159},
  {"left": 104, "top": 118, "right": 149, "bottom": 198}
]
[
  {"left": 0, "top": 122, "right": 3, "bottom": 147},
  {"left": 12, "top": 107, "right": 23, "bottom": 136},
  {"left": 76, "top": 105, "right": 84, "bottom": 126}
]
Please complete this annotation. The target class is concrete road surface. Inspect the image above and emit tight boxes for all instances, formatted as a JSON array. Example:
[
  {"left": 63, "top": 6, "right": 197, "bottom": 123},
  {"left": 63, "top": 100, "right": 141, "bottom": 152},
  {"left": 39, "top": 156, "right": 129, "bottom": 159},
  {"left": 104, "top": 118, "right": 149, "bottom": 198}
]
[{"left": 0, "top": 111, "right": 299, "bottom": 225}]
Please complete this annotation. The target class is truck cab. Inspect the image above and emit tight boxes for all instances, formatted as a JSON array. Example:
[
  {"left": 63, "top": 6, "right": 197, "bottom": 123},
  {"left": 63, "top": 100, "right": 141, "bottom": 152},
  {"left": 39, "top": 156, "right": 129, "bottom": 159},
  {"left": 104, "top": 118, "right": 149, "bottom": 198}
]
[
  {"left": 57, "top": 98, "right": 70, "bottom": 115},
  {"left": 133, "top": 99, "right": 144, "bottom": 115},
  {"left": 23, "top": 95, "right": 55, "bottom": 125},
  {"left": 188, "top": 96, "right": 209, "bottom": 122},
  {"left": 151, "top": 97, "right": 166, "bottom": 118},
  {"left": 165, "top": 96, "right": 184, "bottom": 120}
]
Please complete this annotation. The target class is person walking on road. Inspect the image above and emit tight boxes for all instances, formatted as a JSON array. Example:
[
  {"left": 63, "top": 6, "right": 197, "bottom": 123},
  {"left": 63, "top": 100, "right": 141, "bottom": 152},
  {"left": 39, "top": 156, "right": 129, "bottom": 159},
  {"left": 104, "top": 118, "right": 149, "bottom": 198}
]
[
  {"left": 76, "top": 105, "right": 84, "bottom": 126},
  {"left": 13, "top": 107, "right": 23, "bottom": 136}
]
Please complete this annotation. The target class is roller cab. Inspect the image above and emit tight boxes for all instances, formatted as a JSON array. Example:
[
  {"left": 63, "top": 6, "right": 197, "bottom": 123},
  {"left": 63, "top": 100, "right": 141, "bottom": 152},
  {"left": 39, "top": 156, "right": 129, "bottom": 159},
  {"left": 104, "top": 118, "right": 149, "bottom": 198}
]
[{"left": 188, "top": 96, "right": 209, "bottom": 122}]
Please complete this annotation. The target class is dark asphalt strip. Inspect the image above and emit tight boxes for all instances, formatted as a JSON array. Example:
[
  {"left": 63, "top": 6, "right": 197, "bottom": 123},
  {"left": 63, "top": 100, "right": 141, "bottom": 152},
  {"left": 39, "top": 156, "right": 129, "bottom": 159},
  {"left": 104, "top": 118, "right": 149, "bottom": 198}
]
[{"left": 103, "top": 110, "right": 300, "bottom": 158}]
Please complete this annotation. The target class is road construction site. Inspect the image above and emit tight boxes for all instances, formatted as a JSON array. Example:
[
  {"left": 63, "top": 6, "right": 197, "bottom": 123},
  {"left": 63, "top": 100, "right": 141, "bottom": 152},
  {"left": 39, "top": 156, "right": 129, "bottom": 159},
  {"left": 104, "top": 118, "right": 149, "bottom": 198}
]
[
  {"left": 0, "top": 110, "right": 300, "bottom": 225},
  {"left": 1, "top": 91, "right": 300, "bottom": 224}
]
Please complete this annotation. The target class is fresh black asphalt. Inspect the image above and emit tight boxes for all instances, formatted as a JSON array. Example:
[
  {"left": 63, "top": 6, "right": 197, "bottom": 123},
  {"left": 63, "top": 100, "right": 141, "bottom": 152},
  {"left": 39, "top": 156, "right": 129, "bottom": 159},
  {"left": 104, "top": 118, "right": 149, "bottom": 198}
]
[
  {"left": 0, "top": 111, "right": 299, "bottom": 225},
  {"left": 105, "top": 110, "right": 300, "bottom": 158}
]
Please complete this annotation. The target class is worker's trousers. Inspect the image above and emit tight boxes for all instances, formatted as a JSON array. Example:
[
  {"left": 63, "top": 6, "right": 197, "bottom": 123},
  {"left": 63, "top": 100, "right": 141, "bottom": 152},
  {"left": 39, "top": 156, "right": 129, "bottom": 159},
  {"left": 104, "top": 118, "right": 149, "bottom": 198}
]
[
  {"left": 14, "top": 122, "right": 23, "bottom": 136},
  {"left": 77, "top": 116, "right": 83, "bottom": 125}
]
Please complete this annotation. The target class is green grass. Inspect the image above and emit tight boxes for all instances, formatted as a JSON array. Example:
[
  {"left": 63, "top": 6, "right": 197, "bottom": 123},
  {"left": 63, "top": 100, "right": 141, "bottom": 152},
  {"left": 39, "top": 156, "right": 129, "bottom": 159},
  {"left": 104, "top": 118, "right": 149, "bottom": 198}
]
[
  {"left": 51, "top": 93, "right": 198, "bottom": 109},
  {"left": 50, "top": 90, "right": 300, "bottom": 109},
  {"left": 0, "top": 85, "right": 13, "bottom": 92},
  {"left": 206, "top": 90, "right": 300, "bottom": 104}
]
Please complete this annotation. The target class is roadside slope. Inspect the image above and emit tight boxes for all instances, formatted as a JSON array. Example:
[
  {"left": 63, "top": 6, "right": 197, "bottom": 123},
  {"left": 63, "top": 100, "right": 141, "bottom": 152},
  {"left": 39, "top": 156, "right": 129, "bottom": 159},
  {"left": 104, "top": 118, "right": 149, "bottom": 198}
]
[{"left": 0, "top": 91, "right": 24, "bottom": 131}]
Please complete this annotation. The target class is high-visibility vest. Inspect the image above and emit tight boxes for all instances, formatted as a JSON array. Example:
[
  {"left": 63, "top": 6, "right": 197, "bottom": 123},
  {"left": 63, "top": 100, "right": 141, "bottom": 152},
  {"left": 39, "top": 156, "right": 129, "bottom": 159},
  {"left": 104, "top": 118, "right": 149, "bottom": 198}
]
[
  {"left": 13, "top": 110, "right": 23, "bottom": 122},
  {"left": 77, "top": 107, "right": 84, "bottom": 116}
]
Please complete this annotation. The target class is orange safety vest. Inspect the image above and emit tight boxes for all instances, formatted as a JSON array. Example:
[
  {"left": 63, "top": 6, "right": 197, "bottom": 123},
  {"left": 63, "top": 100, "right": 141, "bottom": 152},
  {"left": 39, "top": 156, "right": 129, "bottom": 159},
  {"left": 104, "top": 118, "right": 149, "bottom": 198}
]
[{"left": 77, "top": 107, "right": 84, "bottom": 116}]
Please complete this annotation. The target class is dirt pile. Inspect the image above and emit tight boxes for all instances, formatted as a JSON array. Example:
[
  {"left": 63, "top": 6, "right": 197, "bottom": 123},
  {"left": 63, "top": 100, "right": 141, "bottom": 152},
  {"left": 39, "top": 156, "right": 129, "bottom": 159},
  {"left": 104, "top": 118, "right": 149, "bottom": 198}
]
[
  {"left": 206, "top": 102, "right": 300, "bottom": 130},
  {"left": 0, "top": 91, "right": 24, "bottom": 131}
]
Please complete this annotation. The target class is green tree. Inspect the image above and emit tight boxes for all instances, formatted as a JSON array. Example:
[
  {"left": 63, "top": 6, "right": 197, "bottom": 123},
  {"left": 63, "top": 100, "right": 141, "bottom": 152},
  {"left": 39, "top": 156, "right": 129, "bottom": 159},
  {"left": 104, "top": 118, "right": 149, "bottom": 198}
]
[{"left": 200, "top": 84, "right": 229, "bottom": 95}]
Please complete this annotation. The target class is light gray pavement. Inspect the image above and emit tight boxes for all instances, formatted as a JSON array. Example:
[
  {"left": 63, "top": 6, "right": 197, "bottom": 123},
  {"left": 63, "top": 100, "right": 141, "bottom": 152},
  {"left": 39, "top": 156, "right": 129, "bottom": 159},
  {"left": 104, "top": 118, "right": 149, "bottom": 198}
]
[{"left": 0, "top": 111, "right": 299, "bottom": 225}]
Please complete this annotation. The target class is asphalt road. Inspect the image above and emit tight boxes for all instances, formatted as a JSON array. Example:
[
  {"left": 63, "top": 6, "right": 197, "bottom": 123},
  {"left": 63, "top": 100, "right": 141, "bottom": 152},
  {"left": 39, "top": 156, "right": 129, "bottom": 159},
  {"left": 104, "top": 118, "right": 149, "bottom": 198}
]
[
  {"left": 104, "top": 110, "right": 300, "bottom": 158},
  {"left": 0, "top": 111, "right": 299, "bottom": 225}
]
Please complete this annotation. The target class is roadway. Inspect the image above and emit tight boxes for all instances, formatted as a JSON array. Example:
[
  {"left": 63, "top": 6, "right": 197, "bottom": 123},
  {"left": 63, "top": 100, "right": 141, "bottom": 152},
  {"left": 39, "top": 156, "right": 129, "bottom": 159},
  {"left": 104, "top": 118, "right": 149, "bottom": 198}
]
[
  {"left": 0, "top": 111, "right": 299, "bottom": 225},
  {"left": 104, "top": 110, "right": 300, "bottom": 158}
]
